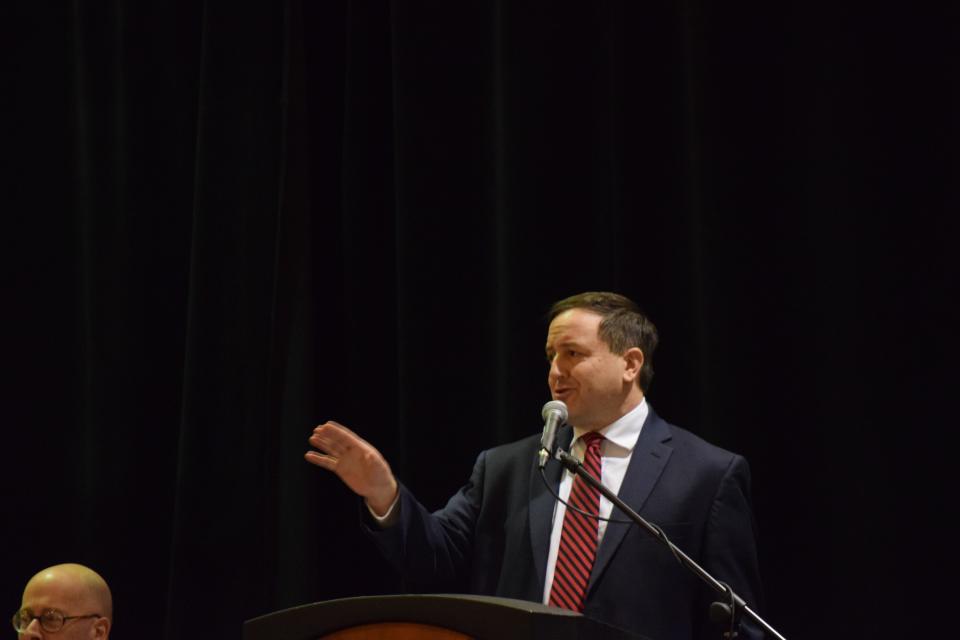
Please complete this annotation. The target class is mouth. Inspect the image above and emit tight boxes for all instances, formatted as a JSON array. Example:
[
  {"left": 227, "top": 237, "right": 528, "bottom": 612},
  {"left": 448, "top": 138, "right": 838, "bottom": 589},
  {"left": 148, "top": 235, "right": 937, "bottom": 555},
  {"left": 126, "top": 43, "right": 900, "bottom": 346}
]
[{"left": 552, "top": 388, "right": 574, "bottom": 400}]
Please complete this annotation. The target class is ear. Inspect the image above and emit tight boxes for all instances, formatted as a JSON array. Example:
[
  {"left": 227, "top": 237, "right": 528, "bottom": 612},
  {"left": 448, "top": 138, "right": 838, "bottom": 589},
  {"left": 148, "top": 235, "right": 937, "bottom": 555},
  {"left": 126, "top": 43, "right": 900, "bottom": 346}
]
[
  {"left": 622, "top": 347, "right": 644, "bottom": 384},
  {"left": 91, "top": 617, "right": 110, "bottom": 639}
]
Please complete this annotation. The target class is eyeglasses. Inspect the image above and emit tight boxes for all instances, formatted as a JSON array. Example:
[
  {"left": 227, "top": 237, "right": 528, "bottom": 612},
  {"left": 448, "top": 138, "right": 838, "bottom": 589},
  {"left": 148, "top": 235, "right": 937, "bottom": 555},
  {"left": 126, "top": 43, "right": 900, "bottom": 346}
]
[{"left": 12, "top": 608, "right": 101, "bottom": 633}]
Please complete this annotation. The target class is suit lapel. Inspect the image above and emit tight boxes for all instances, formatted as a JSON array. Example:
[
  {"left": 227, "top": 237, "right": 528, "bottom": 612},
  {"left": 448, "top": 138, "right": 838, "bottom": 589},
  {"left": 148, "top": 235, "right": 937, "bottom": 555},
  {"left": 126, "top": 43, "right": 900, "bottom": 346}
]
[
  {"left": 588, "top": 409, "right": 673, "bottom": 592},
  {"left": 529, "top": 424, "right": 573, "bottom": 595}
]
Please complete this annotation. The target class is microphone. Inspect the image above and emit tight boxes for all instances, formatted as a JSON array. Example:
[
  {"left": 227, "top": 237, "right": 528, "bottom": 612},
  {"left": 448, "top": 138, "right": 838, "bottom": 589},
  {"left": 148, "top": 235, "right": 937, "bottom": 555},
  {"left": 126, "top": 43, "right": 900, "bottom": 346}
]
[{"left": 538, "top": 400, "right": 568, "bottom": 468}]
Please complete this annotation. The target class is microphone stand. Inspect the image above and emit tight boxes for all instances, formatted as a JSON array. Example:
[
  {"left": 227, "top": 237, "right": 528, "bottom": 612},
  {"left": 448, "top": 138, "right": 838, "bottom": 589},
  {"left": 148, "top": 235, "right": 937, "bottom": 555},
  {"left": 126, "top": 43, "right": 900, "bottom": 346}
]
[{"left": 554, "top": 448, "right": 787, "bottom": 640}]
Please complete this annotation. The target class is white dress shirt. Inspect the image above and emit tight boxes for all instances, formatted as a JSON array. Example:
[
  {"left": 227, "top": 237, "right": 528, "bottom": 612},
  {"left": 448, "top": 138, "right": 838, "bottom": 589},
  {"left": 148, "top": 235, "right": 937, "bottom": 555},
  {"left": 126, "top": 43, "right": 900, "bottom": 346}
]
[{"left": 542, "top": 398, "right": 648, "bottom": 604}]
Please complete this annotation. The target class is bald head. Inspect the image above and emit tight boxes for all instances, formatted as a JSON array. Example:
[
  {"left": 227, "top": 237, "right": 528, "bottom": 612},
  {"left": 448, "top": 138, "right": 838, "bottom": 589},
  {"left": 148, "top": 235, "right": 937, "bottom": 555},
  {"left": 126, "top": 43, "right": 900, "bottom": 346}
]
[{"left": 20, "top": 564, "right": 112, "bottom": 638}]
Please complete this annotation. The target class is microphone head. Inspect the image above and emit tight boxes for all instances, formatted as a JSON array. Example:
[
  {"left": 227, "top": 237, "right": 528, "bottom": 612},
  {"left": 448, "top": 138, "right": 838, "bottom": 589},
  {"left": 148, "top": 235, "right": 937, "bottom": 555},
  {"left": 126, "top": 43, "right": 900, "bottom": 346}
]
[{"left": 541, "top": 400, "right": 568, "bottom": 422}]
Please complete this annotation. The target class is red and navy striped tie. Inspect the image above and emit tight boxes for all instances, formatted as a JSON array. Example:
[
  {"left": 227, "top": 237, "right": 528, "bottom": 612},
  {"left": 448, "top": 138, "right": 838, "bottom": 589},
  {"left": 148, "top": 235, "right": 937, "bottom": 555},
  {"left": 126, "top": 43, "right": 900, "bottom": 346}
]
[{"left": 549, "top": 431, "right": 604, "bottom": 612}]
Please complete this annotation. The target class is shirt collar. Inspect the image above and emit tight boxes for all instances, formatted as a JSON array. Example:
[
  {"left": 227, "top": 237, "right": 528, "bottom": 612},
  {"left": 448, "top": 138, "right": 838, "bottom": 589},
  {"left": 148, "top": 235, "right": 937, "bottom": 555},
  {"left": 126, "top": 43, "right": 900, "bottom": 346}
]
[{"left": 571, "top": 397, "right": 648, "bottom": 453}]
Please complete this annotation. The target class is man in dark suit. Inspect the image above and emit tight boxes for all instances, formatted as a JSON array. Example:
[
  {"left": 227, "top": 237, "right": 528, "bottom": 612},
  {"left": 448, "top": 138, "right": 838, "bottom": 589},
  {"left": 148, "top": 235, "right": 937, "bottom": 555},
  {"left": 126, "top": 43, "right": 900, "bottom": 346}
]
[{"left": 306, "top": 292, "right": 763, "bottom": 640}]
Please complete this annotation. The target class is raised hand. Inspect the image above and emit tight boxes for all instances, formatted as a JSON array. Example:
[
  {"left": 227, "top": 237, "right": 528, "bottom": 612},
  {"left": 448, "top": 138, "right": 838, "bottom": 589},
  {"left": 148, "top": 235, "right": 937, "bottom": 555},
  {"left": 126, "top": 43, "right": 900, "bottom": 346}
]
[{"left": 305, "top": 421, "right": 399, "bottom": 516}]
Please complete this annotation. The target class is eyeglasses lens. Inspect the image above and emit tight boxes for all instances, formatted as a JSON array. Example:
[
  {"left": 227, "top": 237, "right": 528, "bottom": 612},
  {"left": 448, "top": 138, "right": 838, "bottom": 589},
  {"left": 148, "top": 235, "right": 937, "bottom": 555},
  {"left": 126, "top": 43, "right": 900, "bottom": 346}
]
[
  {"left": 41, "top": 610, "right": 65, "bottom": 631},
  {"left": 12, "top": 609, "right": 64, "bottom": 632},
  {"left": 13, "top": 611, "right": 27, "bottom": 632}
]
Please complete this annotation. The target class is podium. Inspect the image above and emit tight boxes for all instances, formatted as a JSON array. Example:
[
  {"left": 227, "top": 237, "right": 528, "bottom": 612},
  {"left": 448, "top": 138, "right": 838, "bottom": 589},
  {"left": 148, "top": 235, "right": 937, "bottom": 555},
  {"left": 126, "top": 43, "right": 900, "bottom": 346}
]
[{"left": 243, "top": 594, "right": 651, "bottom": 640}]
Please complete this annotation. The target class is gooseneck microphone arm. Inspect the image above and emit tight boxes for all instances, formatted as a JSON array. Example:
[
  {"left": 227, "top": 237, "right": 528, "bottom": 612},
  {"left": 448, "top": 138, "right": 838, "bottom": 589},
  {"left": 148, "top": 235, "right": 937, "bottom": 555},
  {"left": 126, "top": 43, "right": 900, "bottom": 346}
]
[{"left": 553, "top": 448, "right": 787, "bottom": 640}]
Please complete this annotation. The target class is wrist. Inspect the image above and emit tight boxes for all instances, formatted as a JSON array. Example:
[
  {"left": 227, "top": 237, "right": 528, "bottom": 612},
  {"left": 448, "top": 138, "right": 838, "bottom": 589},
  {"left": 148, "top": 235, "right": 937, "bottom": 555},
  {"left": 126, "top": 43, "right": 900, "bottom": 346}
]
[{"left": 366, "top": 480, "right": 399, "bottom": 517}]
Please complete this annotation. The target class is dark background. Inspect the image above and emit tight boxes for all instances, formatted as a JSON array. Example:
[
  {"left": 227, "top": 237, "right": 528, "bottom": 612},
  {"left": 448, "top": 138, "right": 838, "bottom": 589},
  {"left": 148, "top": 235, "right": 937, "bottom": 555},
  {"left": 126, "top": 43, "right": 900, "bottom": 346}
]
[{"left": 5, "top": 1, "right": 957, "bottom": 638}]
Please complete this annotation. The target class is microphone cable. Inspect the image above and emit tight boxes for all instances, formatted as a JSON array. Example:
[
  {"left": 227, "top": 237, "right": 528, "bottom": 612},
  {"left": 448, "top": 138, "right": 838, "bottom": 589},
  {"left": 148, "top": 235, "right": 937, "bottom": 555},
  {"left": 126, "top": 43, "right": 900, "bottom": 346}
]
[{"left": 538, "top": 458, "right": 685, "bottom": 567}]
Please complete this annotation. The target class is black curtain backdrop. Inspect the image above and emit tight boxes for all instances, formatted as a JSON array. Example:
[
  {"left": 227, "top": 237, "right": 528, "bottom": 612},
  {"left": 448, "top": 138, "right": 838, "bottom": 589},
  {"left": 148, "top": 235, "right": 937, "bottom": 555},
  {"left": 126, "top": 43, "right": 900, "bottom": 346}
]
[{"left": 6, "top": 2, "right": 958, "bottom": 638}]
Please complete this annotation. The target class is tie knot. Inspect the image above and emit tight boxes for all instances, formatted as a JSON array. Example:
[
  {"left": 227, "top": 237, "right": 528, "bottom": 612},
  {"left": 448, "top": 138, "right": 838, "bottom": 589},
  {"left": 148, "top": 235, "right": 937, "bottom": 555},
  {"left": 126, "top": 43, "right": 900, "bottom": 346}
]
[{"left": 581, "top": 431, "right": 604, "bottom": 450}]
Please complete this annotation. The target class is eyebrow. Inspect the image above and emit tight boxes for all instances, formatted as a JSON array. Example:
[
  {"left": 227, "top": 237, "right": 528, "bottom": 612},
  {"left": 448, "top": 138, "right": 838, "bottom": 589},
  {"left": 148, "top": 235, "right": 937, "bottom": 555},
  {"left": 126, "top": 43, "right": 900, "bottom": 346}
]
[{"left": 546, "top": 338, "right": 584, "bottom": 354}]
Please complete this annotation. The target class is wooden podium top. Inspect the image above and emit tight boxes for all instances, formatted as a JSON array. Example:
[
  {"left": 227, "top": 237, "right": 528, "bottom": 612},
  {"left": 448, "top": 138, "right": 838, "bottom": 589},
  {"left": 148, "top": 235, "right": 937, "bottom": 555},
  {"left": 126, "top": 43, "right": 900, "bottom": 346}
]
[{"left": 243, "top": 594, "right": 649, "bottom": 640}]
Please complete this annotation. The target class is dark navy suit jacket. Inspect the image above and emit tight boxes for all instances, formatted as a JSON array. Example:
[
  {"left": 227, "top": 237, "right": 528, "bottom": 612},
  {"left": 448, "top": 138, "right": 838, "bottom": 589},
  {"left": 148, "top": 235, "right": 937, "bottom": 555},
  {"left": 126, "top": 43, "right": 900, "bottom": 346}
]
[{"left": 365, "top": 408, "right": 763, "bottom": 640}]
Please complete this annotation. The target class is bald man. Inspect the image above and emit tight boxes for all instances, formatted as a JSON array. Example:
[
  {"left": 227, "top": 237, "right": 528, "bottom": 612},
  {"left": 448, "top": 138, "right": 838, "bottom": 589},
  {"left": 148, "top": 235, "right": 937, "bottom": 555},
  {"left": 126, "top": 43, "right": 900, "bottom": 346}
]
[{"left": 13, "top": 564, "right": 112, "bottom": 639}]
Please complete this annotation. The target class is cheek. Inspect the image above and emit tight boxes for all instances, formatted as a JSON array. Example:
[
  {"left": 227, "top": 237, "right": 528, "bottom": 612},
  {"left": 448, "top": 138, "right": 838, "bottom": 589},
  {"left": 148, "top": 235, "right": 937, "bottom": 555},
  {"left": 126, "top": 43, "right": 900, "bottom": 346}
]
[
  {"left": 571, "top": 362, "right": 595, "bottom": 387},
  {"left": 588, "top": 361, "right": 621, "bottom": 390}
]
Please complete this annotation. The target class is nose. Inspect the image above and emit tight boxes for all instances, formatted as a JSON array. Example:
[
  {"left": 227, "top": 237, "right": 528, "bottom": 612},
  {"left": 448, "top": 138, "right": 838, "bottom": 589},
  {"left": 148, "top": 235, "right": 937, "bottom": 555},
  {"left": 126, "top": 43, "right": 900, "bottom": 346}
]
[
  {"left": 548, "top": 354, "right": 562, "bottom": 383},
  {"left": 20, "top": 617, "right": 43, "bottom": 638}
]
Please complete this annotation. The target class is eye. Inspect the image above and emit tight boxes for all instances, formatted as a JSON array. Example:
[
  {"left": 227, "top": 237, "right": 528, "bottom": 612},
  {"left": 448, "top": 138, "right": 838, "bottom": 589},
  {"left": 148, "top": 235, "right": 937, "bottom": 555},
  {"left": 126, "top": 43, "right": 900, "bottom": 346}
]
[{"left": 42, "top": 610, "right": 65, "bottom": 626}]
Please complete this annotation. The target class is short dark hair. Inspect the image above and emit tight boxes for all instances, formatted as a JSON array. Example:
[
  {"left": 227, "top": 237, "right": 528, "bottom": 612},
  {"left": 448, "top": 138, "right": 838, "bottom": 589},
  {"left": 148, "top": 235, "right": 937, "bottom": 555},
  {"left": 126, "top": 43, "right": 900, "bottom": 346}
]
[{"left": 548, "top": 292, "right": 659, "bottom": 392}]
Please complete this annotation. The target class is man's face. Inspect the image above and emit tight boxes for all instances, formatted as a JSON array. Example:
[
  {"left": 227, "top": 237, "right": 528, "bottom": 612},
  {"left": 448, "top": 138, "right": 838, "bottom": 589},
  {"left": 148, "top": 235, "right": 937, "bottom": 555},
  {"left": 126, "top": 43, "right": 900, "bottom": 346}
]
[
  {"left": 546, "top": 308, "right": 638, "bottom": 431},
  {"left": 17, "top": 570, "right": 106, "bottom": 640}
]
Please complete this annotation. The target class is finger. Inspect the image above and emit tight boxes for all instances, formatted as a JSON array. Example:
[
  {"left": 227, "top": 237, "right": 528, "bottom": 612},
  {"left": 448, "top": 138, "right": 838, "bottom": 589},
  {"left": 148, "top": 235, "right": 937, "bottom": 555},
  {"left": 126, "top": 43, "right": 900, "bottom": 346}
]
[
  {"left": 310, "top": 424, "right": 353, "bottom": 451},
  {"left": 308, "top": 434, "right": 347, "bottom": 457},
  {"left": 312, "top": 423, "right": 368, "bottom": 453},
  {"left": 325, "top": 420, "right": 356, "bottom": 436},
  {"left": 317, "top": 430, "right": 362, "bottom": 455},
  {"left": 304, "top": 451, "right": 337, "bottom": 470},
  {"left": 323, "top": 421, "right": 372, "bottom": 447}
]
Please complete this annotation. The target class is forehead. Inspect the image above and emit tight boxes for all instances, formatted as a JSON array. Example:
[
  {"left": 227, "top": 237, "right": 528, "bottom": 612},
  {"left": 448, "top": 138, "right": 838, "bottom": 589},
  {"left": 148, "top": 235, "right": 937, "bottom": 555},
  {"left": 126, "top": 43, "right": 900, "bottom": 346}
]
[
  {"left": 546, "top": 308, "right": 603, "bottom": 345},
  {"left": 22, "top": 573, "right": 87, "bottom": 612}
]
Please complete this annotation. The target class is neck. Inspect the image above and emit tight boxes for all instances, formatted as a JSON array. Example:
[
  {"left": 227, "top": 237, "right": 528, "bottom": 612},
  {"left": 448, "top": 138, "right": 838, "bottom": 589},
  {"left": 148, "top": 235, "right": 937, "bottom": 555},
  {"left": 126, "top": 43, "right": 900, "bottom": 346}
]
[
  {"left": 580, "top": 390, "right": 645, "bottom": 432},
  {"left": 612, "top": 387, "right": 644, "bottom": 422}
]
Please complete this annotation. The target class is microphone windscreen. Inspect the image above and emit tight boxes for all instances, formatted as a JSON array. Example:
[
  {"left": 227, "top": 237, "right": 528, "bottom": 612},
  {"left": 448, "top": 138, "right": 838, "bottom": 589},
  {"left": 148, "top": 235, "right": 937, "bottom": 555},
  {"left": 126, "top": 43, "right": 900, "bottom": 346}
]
[{"left": 541, "top": 400, "right": 568, "bottom": 422}]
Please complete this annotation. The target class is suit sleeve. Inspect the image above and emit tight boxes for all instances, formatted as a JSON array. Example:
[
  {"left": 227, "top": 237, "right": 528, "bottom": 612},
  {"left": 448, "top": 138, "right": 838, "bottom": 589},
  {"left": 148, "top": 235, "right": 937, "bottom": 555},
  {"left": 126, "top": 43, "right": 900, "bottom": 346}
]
[
  {"left": 697, "top": 454, "right": 765, "bottom": 640},
  {"left": 362, "top": 451, "right": 487, "bottom": 591}
]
